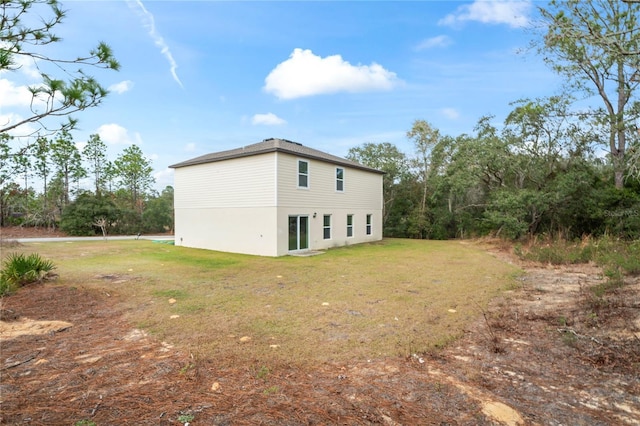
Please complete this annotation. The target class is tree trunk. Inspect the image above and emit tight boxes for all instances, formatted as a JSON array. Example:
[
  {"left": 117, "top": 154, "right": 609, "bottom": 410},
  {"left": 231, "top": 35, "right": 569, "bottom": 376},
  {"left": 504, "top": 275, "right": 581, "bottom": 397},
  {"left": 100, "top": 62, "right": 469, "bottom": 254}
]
[
  {"left": 614, "top": 168, "right": 625, "bottom": 189},
  {"left": 614, "top": 60, "right": 628, "bottom": 189}
]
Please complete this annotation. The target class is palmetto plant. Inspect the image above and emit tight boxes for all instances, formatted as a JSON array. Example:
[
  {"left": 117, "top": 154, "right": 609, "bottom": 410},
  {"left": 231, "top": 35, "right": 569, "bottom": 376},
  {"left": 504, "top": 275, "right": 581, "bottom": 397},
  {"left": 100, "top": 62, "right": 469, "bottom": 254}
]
[{"left": 0, "top": 252, "right": 55, "bottom": 295}]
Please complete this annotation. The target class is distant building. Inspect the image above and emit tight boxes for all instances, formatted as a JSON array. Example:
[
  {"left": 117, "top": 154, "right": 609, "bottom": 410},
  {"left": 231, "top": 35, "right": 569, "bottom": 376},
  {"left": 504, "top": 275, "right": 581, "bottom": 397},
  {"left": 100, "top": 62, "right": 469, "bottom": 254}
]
[{"left": 170, "top": 138, "right": 384, "bottom": 256}]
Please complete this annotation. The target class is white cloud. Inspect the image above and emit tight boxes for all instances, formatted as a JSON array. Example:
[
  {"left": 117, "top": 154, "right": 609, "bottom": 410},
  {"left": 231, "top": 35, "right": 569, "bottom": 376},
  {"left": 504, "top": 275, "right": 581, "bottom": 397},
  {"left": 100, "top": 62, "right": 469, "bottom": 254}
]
[
  {"left": 109, "top": 80, "right": 134, "bottom": 94},
  {"left": 96, "top": 123, "right": 141, "bottom": 145},
  {"left": 264, "top": 48, "right": 400, "bottom": 100},
  {"left": 0, "top": 43, "right": 40, "bottom": 79},
  {"left": 0, "top": 79, "right": 53, "bottom": 136},
  {"left": 0, "top": 113, "right": 38, "bottom": 137},
  {"left": 441, "top": 108, "right": 460, "bottom": 119},
  {"left": 154, "top": 167, "right": 174, "bottom": 189},
  {"left": 127, "top": 0, "right": 183, "bottom": 88},
  {"left": 0, "top": 78, "right": 68, "bottom": 117},
  {"left": 184, "top": 142, "right": 196, "bottom": 152},
  {"left": 252, "top": 113, "right": 287, "bottom": 126},
  {"left": 0, "top": 79, "right": 33, "bottom": 108},
  {"left": 415, "top": 35, "right": 453, "bottom": 51},
  {"left": 7, "top": 56, "right": 41, "bottom": 80},
  {"left": 439, "top": 0, "right": 531, "bottom": 28}
]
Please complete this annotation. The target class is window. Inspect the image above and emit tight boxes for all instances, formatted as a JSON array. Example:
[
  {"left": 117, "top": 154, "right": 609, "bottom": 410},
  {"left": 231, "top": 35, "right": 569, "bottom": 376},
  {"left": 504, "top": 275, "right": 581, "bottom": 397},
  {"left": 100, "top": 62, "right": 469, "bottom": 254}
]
[
  {"left": 366, "top": 214, "right": 372, "bottom": 235},
  {"left": 323, "top": 215, "right": 331, "bottom": 239},
  {"left": 336, "top": 167, "right": 344, "bottom": 192},
  {"left": 298, "top": 160, "right": 309, "bottom": 188},
  {"left": 347, "top": 214, "right": 353, "bottom": 237}
]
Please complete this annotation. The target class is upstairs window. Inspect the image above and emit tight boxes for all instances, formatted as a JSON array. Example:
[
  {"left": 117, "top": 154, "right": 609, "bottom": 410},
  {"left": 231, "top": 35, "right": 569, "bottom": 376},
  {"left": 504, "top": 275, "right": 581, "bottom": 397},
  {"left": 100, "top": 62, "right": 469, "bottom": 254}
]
[
  {"left": 323, "top": 215, "right": 331, "bottom": 239},
  {"left": 336, "top": 167, "right": 344, "bottom": 192},
  {"left": 347, "top": 214, "right": 353, "bottom": 237},
  {"left": 366, "top": 214, "right": 372, "bottom": 235},
  {"left": 298, "top": 160, "right": 309, "bottom": 188}
]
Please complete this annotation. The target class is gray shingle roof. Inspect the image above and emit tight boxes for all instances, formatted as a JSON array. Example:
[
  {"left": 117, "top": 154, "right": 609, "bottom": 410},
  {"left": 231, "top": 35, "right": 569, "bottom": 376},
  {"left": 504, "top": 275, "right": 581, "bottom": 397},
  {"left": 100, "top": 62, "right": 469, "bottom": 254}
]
[{"left": 169, "top": 138, "right": 384, "bottom": 174}]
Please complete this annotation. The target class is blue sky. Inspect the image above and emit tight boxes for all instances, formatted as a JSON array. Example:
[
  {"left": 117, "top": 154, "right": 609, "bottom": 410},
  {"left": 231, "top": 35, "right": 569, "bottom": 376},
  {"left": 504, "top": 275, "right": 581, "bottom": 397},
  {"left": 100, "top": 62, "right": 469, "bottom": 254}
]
[{"left": 1, "top": 0, "right": 564, "bottom": 190}]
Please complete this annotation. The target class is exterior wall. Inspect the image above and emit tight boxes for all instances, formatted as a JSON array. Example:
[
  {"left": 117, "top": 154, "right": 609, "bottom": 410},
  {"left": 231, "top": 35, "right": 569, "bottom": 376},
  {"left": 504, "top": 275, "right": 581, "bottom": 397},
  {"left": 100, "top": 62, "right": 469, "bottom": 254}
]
[
  {"left": 174, "top": 207, "right": 278, "bottom": 256},
  {"left": 275, "top": 153, "right": 383, "bottom": 256},
  {"left": 174, "top": 153, "right": 279, "bottom": 256},
  {"left": 277, "top": 153, "right": 382, "bottom": 210},
  {"left": 174, "top": 153, "right": 276, "bottom": 209},
  {"left": 275, "top": 207, "right": 383, "bottom": 256}
]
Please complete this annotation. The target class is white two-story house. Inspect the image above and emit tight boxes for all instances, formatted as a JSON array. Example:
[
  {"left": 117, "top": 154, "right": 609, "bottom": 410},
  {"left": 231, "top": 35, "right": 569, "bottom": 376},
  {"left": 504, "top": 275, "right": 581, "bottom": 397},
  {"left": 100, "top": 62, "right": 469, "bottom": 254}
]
[{"left": 170, "top": 138, "right": 384, "bottom": 256}]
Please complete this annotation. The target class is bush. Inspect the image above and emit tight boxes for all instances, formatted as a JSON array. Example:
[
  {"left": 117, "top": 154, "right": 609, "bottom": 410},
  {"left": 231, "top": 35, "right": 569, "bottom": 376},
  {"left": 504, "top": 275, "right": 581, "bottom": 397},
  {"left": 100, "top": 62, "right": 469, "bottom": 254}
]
[
  {"left": 595, "top": 187, "right": 640, "bottom": 239},
  {"left": 0, "top": 252, "right": 55, "bottom": 296},
  {"left": 60, "top": 192, "right": 118, "bottom": 236}
]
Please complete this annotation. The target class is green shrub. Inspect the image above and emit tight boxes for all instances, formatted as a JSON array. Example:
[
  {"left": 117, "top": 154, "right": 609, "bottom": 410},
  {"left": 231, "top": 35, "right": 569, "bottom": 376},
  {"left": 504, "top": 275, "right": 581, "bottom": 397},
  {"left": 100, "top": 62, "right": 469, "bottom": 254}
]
[
  {"left": 0, "top": 252, "right": 55, "bottom": 295},
  {"left": 0, "top": 277, "right": 16, "bottom": 297},
  {"left": 60, "top": 192, "right": 118, "bottom": 236}
]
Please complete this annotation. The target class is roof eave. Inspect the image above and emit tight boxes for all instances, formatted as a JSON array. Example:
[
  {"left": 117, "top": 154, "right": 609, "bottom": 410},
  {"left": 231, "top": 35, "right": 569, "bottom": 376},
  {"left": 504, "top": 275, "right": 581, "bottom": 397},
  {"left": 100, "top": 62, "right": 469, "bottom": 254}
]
[{"left": 170, "top": 146, "right": 385, "bottom": 174}]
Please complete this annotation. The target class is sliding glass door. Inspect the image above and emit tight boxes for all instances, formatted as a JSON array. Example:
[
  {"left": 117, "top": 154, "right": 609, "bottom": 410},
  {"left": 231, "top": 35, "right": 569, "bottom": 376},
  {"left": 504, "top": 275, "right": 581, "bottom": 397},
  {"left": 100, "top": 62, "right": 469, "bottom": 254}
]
[{"left": 288, "top": 215, "right": 309, "bottom": 251}]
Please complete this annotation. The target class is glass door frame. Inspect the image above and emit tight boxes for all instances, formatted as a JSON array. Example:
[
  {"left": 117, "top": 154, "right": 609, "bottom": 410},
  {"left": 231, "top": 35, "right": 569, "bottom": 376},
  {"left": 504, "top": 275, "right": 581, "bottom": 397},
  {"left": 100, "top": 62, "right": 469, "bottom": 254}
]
[{"left": 288, "top": 215, "right": 309, "bottom": 251}]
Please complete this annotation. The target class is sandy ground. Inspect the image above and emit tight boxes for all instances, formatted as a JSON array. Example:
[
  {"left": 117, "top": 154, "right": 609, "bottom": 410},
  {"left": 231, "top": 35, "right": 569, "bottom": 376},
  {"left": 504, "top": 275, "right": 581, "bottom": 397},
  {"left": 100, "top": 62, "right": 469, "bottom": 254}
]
[{"left": 0, "top": 231, "right": 638, "bottom": 425}]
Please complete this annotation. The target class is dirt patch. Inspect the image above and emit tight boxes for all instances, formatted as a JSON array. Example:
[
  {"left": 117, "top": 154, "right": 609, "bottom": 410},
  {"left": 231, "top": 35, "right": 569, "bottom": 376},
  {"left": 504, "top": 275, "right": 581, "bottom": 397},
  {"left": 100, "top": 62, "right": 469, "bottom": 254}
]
[
  {"left": 0, "top": 318, "right": 73, "bottom": 339},
  {"left": 441, "top": 261, "right": 640, "bottom": 425},
  {"left": 0, "top": 240, "right": 639, "bottom": 424},
  {"left": 0, "top": 226, "right": 68, "bottom": 240}
]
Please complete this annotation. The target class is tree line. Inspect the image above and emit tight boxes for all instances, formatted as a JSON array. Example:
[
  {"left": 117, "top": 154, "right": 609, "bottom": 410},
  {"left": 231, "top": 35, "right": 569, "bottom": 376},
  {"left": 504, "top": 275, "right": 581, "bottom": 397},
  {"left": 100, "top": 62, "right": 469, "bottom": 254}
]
[
  {"left": 0, "top": 132, "right": 173, "bottom": 235},
  {"left": 1, "top": 0, "right": 171, "bottom": 236},
  {"left": 349, "top": 105, "right": 639, "bottom": 241}
]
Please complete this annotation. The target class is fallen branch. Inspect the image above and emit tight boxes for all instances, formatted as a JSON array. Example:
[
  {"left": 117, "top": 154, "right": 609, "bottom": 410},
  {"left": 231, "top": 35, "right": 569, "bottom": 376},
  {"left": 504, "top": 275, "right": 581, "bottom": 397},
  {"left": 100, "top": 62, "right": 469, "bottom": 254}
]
[
  {"left": 90, "top": 395, "right": 103, "bottom": 416},
  {"left": 557, "top": 327, "right": 602, "bottom": 345},
  {"left": 2, "top": 351, "right": 41, "bottom": 370}
]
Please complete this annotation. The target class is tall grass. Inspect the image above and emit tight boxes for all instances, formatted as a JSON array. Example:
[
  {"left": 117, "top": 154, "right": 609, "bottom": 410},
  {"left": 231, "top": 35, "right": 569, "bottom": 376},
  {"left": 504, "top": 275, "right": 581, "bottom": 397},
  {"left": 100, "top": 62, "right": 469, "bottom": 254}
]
[
  {"left": 516, "top": 236, "right": 640, "bottom": 275},
  {"left": 515, "top": 236, "right": 640, "bottom": 306}
]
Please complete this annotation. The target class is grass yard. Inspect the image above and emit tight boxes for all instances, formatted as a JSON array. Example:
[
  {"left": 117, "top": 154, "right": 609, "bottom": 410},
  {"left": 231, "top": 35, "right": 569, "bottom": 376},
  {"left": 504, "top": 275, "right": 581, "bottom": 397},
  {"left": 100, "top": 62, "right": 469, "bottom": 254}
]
[{"left": 6, "top": 238, "right": 519, "bottom": 367}]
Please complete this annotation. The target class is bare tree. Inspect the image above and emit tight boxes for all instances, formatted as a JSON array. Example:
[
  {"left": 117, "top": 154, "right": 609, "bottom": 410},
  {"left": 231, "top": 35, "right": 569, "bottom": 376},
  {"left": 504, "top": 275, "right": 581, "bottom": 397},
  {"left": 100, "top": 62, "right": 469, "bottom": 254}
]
[{"left": 92, "top": 217, "right": 108, "bottom": 240}]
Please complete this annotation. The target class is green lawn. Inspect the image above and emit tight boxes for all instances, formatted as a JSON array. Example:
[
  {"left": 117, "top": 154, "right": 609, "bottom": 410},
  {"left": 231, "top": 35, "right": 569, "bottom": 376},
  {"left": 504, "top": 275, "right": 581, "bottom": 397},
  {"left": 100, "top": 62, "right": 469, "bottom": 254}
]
[{"left": 6, "top": 238, "right": 520, "bottom": 367}]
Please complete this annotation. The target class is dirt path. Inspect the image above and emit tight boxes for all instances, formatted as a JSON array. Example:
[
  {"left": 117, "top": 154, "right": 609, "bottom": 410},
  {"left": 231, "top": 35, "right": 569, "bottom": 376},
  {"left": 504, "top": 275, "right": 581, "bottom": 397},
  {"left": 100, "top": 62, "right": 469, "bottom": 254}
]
[{"left": 1, "top": 243, "right": 639, "bottom": 425}]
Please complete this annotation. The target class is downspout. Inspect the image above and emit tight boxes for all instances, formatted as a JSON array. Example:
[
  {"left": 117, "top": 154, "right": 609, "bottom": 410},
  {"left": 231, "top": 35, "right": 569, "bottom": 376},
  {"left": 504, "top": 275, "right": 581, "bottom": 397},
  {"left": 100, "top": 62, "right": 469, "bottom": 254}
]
[
  {"left": 274, "top": 152, "right": 279, "bottom": 255},
  {"left": 274, "top": 151, "right": 278, "bottom": 207}
]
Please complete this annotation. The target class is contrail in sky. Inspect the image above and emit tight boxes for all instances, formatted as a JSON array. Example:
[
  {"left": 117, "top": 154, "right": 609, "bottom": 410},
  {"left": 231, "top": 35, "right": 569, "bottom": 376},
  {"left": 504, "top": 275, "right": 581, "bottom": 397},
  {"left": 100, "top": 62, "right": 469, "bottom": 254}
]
[{"left": 128, "top": 0, "right": 183, "bottom": 88}]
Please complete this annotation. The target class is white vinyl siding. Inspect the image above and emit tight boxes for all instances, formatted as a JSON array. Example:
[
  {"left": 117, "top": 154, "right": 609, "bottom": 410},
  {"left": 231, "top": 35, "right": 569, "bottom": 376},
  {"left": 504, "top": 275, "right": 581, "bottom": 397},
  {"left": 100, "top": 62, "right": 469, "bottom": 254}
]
[
  {"left": 174, "top": 153, "right": 275, "bottom": 208},
  {"left": 277, "top": 154, "right": 382, "bottom": 210}
]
